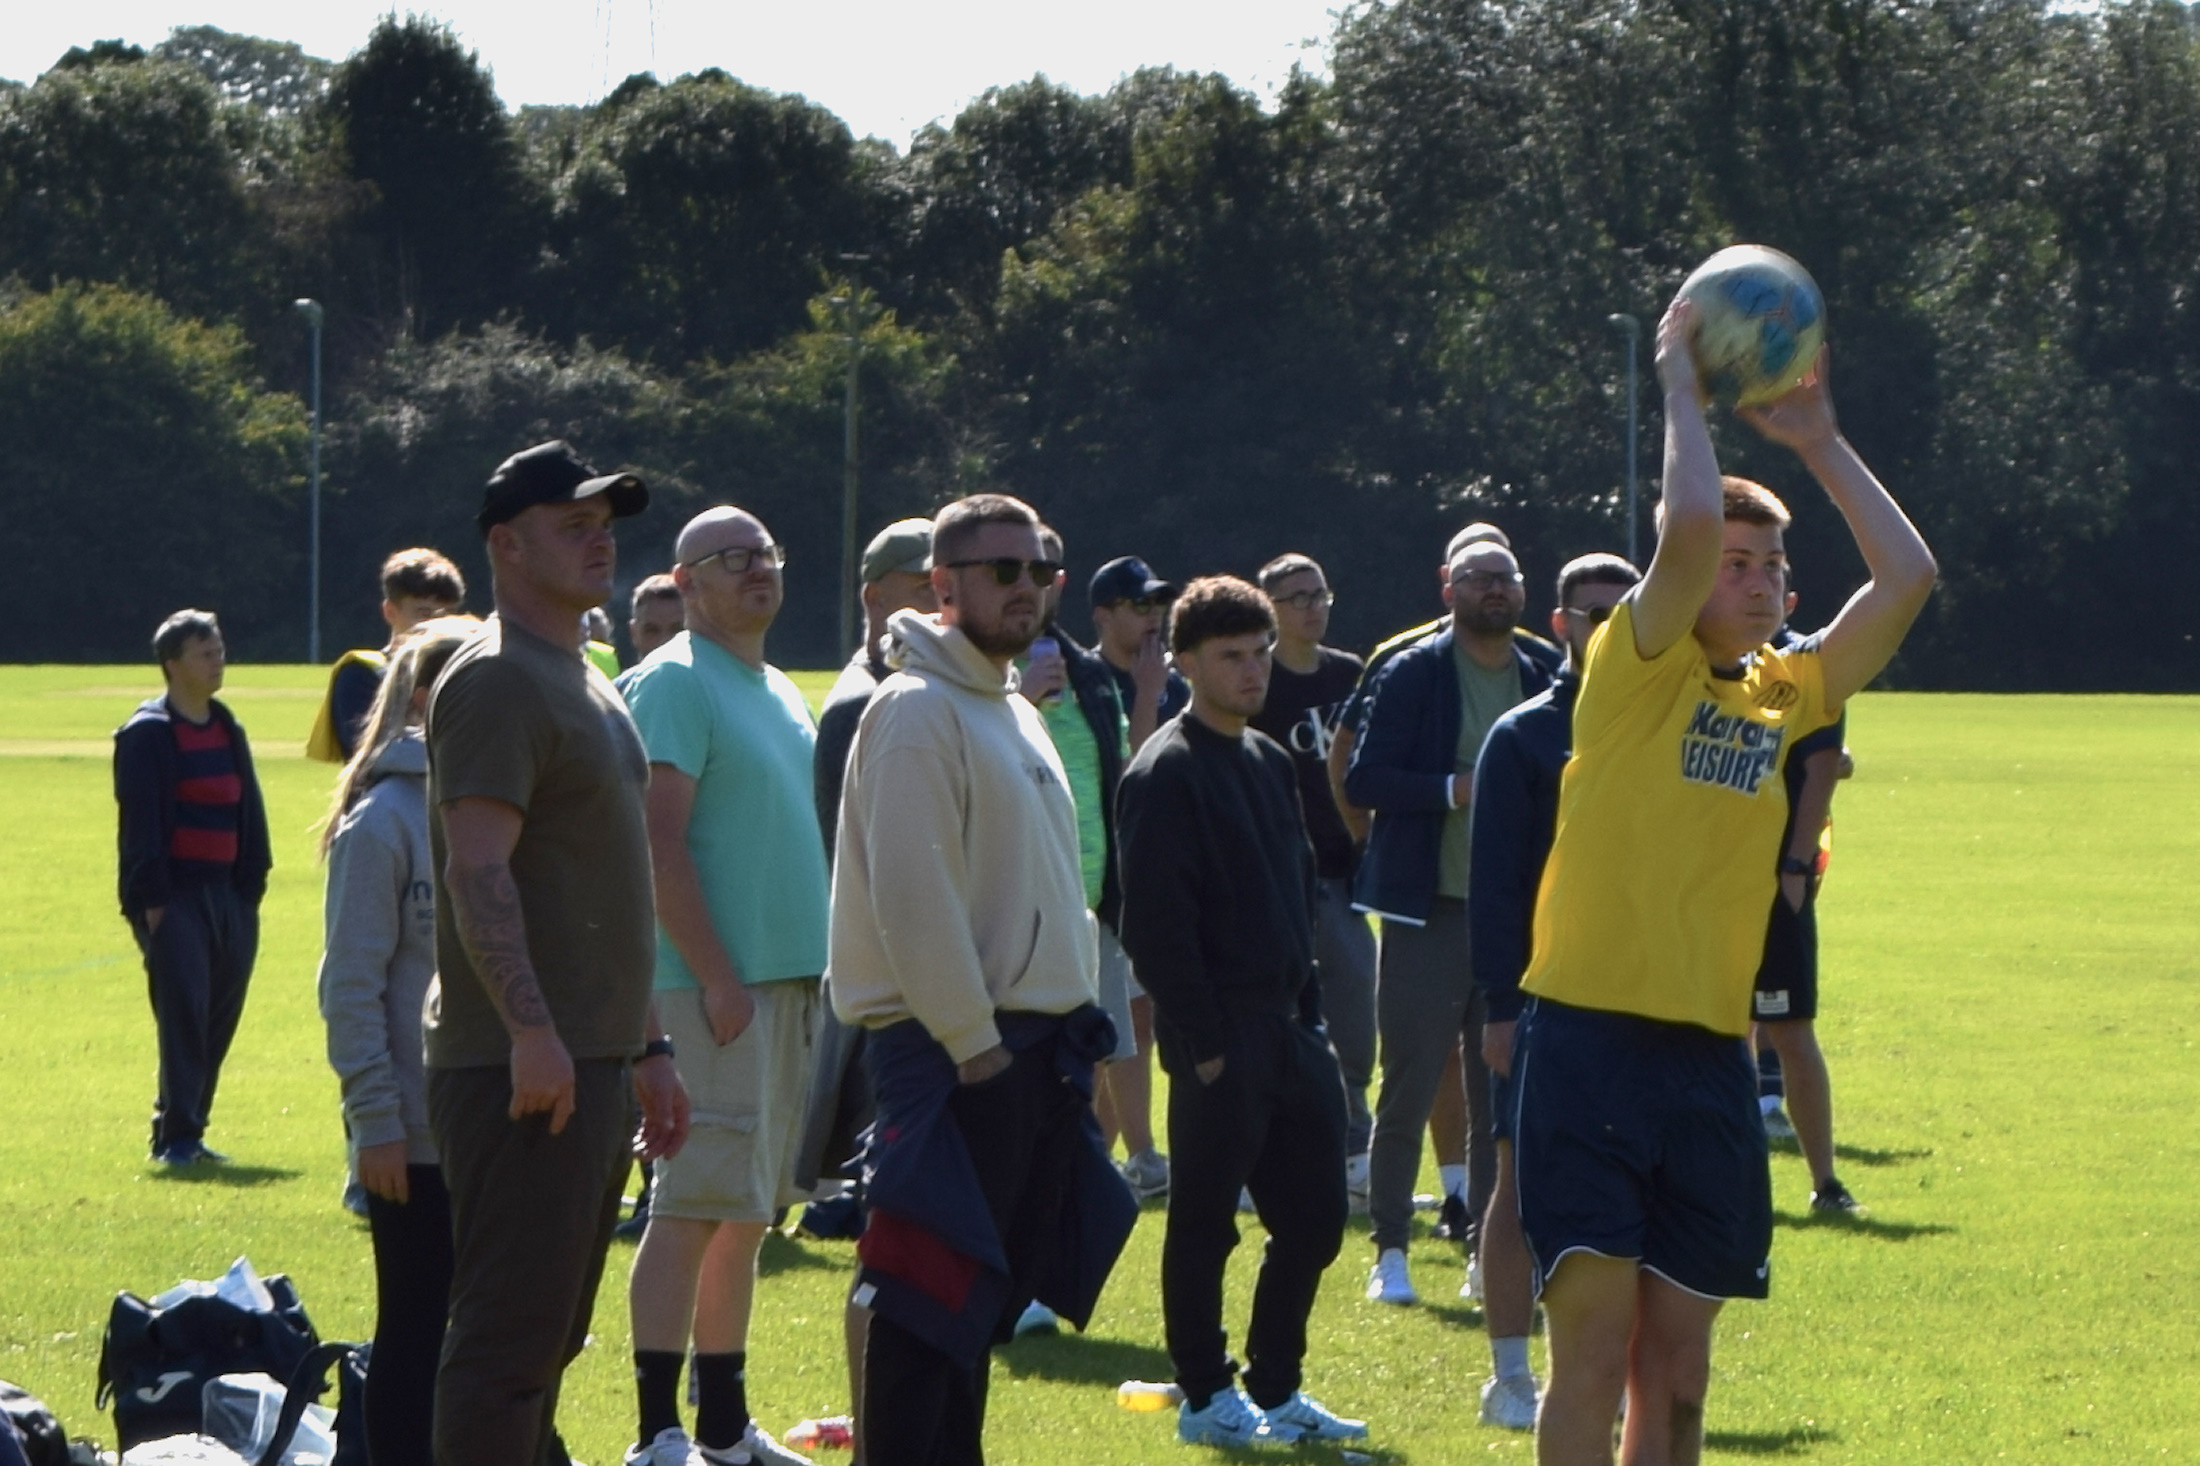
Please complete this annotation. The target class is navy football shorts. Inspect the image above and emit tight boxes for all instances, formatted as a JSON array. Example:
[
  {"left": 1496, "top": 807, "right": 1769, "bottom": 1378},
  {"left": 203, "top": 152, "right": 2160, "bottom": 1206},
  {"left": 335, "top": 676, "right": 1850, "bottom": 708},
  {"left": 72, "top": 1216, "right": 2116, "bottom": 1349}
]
[{"left": 1513, "top": 998, "right": 1772, "bottom": 1301}]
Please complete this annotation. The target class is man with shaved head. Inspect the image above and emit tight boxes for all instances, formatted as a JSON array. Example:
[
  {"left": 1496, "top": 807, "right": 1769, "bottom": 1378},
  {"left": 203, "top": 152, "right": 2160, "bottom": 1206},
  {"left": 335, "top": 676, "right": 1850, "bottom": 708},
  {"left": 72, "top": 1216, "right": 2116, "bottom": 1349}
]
[{"left": 618, "top": 506, "right": 829, "bottom": 1466}]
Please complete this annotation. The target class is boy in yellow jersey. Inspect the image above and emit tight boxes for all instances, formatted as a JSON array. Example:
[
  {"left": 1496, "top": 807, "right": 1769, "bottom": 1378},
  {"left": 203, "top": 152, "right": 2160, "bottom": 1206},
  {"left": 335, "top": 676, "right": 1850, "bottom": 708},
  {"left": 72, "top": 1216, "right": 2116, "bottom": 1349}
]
[{"left": 1514, "top": 300, "right": 1936, "bottom": 1466}]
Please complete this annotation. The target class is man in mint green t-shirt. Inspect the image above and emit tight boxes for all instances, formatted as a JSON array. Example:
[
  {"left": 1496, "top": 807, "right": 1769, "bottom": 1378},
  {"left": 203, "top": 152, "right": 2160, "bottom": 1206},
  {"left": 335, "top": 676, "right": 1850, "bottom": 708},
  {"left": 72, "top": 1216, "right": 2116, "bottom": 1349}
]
[{"left": 618, "top": 506, "right": 827, "bottom": 1466}]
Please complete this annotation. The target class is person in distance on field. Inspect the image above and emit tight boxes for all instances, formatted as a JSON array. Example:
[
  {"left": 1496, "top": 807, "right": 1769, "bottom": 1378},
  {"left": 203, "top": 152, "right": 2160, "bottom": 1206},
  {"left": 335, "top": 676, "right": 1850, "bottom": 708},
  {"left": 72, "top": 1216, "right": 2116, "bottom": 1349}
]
[
  {"left": 1247, "top": 553, "right": 1378, "bottom": 1203},
  {"left": 1465, "top": 552, "right": 1641, "bottom": 1430},
  {"left": 309, "top": 548, "right": 466, "bottom": 763},
  {"left": 628, "top": 573, "right": 686, "bottom": 663},
  {"left": 1514, "top": 305, "right": 1934, "bottom": 1465},
  {"left": 1116, "top": 575, "right": 1367, "bottom": 1449}
]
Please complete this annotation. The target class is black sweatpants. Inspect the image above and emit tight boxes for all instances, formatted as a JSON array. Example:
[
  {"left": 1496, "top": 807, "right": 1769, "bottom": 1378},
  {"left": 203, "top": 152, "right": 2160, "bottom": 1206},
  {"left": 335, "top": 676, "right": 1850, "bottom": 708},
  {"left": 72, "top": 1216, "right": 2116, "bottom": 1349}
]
[
  {"left": 428, "top": 1060, "right": 632, "bottom": 1466},
  {"left": 365, "top": 1164, "right": 453, "bottom": 1466},
  {"left": 862, "top": 1037, "right": 1087, "bottom": 1466},
  {"left": 1162, "top": 1012, "right": 1348, "bottom": 1411},
  {"left": 135, "top": 881, "right": 258, "bottom": 1151}
]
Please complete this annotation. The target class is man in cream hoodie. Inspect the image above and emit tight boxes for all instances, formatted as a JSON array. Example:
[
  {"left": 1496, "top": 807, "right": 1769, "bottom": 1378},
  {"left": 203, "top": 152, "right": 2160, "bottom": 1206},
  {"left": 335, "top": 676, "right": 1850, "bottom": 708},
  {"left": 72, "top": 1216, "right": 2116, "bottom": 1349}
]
[{"left": 830, "top": 492, "right": 1127, "bottom": 1466}]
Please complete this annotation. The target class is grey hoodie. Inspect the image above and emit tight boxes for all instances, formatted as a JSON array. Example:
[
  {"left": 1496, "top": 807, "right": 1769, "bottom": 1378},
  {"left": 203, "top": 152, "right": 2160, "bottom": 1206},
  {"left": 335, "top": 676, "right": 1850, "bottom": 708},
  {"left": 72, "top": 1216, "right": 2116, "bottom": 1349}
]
[{"left": 317, "top": 731, "right": 438, "bottom": 1165}]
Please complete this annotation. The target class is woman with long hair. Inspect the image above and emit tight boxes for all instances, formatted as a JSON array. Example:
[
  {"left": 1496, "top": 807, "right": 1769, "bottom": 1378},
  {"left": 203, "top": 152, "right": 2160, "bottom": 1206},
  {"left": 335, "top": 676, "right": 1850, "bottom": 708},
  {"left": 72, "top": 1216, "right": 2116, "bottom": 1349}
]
[{"left": 316, "top": 615, "right": 476, "bottom": 1466}]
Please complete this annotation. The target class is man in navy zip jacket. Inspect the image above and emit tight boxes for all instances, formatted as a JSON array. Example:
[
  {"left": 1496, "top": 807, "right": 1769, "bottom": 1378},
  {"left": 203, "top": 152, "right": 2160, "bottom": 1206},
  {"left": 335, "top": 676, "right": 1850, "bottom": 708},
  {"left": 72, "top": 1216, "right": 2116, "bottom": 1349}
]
[
  {"left": 1465, "top": 552, "right": 1640, "bottom": 1430},
  {"left": 115, "top": 609, "right": 272, "bottom": 1165},
  {"left": 1344, "top": 540, "right": 1551, "bottom": 1307}
]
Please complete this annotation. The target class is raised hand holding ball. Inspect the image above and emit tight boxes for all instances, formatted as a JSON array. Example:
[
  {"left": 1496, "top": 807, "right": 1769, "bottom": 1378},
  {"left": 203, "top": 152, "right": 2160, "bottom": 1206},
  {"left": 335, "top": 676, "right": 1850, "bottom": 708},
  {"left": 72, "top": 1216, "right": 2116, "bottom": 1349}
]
[{"left": 1677, "top": 244, "right": 1826, "bottom": 406}]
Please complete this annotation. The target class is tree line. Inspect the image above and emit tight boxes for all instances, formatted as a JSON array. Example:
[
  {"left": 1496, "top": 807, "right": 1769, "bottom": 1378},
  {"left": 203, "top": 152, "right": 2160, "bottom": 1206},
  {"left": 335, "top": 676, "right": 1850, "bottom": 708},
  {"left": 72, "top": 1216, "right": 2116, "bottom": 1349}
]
[{"left": 2, "top": 1, "right": 2195, "bottom": 686}]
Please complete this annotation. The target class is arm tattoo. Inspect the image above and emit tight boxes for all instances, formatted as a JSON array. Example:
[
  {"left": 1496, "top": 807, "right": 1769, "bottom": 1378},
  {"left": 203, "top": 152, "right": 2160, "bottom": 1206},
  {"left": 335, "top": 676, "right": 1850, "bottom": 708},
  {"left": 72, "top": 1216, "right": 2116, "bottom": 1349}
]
[{"left": 450, "top": 859, "right": 553, "bottom": 1030}]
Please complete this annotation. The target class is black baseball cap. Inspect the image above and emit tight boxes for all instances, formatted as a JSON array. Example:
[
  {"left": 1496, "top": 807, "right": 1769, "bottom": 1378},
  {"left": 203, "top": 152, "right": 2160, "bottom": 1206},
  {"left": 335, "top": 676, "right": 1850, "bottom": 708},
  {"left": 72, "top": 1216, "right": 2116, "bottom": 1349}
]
[
  {"left": 1089, "top": 556, "right": 1177, "bottom": 607},
  {"left": 478, "top": 440, "right": 649, "bottom": 534}
]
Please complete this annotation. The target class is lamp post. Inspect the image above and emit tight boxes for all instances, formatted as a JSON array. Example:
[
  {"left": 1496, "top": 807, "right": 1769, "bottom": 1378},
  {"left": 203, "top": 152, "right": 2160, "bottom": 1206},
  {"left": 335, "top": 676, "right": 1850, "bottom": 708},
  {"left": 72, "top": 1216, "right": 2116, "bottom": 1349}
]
[
  {"left": 1607, "top": 313, "right": 1641, "bottom": 566},
  {"left": 294, "top": 298, "right": 325, "bottom": 663},
  {"left": 831, "top": 291, "right": 862, "bottom": 659}
]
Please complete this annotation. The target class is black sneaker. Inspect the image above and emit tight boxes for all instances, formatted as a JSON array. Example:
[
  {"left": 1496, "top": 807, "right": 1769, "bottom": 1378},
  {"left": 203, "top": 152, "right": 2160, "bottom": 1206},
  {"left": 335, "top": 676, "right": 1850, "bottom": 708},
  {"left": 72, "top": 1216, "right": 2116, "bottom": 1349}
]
[
  {"left": 153, "top": 1140, "right": 229, "bottom": 1166},
  {"left": 1430, "top": 1192, "right": 1471, "bottom": 1244},
  {"left": 1810, "top": 1177, "right": 1863, "bottom": 1215}
]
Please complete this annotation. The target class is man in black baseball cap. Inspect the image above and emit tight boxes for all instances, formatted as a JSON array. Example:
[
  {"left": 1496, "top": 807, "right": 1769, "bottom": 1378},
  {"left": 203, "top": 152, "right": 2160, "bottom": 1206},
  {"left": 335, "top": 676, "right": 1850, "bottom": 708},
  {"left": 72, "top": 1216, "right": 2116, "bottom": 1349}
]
[{"left": 478, "top": 440, "right": 649, "bottom": 533}]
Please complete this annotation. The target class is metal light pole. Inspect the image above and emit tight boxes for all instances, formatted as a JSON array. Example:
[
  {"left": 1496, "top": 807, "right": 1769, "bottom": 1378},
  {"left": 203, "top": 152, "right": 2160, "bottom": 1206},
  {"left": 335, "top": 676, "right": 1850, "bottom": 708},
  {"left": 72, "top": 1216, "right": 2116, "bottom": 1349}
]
[
  {"left": 832, "top": 292, "right": 862, "bottom": 659},
  {"left": 294, "top": 298, "right": 325, "bottom": 663},
  {"left": 1607, "top": 313, "right": 1642, "bottom": 566}
]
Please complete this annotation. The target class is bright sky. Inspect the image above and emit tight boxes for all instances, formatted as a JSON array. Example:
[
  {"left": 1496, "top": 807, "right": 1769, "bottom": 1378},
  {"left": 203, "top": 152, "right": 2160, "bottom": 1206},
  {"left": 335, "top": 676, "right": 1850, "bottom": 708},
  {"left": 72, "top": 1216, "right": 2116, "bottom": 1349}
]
[{"left": 4, "top": 0, "right": 1351, "bottom": 145}]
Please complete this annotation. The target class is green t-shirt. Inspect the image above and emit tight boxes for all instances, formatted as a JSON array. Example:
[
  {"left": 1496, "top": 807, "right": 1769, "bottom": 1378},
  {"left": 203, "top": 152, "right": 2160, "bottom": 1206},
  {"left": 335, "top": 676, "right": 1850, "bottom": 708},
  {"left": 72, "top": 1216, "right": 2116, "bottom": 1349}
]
[
  {"left": 1438, "top": 641, "right": 1523, "bottom": 899},
  {"left": 1040, "top": 690, "right": 1122, "bottom": 910},
  {"left": 620, "top": 633, "right": 832, "bottom": 989}
]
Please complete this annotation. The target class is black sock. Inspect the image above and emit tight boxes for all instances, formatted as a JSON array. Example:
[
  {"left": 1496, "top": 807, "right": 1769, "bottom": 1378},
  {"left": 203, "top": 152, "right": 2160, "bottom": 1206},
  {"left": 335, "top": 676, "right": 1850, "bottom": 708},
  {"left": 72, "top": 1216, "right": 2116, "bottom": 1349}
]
[
  {"left": 634, "top": 1349, "right": 685, "bottom": 1444},
  {"left": 693, "top": 1351, "right": 749, "bottom": 1450}
]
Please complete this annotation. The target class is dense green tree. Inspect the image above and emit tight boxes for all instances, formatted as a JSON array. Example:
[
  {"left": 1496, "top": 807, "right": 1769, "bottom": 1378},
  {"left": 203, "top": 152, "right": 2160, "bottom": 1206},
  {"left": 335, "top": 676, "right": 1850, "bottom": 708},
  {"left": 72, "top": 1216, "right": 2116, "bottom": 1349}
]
[
  {"left": 541, "top": 71, "right": 869, "bottom": 365},
  {"left": 155, "top": 25, "right": 330, "bottom": 113},
  {"left": 322, "top": 17, "right": 544, "bottom": 338},
  {"left": 0, "top": 58, "right": 259, "bottom": 321},
  {"left": 0, "top": 283, "right": 305, "bottom": 659}
]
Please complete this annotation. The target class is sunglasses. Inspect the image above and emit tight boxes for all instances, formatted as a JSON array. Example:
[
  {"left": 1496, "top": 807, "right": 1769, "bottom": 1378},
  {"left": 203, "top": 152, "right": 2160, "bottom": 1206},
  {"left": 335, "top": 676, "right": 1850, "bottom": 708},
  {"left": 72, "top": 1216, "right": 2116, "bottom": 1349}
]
[
  {"left": 1564, "top": 603, "right": 1615, "bottom": 625},
  {"left": 1101, "top": 596, "right": 1171, "bottom": 615},
  {"left": 1274, "top": 589, "right": 1335, "bottom": 611},
  {"left": 1453, "top": 569, "right": 1525, "bottom": 591},
  {"left": 945, "top": 557, "right": 1064, "bottom": 587},
  {"left": 684, "top": 543, "right": 787, "bottom": 574}
]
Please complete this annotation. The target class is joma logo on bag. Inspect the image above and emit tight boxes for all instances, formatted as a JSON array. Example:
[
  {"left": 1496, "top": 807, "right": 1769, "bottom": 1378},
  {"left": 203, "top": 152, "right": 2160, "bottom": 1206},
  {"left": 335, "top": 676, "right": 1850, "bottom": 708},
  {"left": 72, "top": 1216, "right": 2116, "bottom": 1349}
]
[{"left": 134, "top": 1371, "right": 194, "bottom": 1404}]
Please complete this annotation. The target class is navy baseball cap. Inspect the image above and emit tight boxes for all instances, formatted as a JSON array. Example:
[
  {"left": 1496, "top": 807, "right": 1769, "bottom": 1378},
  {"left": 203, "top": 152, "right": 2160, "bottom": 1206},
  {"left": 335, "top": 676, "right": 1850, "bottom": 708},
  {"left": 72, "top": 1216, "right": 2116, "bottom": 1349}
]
[
  {"left": 478, "top": 440, "right": 649, "bottom": 534},
  {"left": 1089, "top": 556, "right": 1177, "bottom": 607}
]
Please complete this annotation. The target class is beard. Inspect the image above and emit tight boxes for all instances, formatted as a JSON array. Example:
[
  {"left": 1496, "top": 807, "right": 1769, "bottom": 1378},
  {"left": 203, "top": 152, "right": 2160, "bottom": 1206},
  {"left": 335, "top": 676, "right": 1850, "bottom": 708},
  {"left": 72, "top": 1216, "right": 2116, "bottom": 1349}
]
[
  {"left": 959, "top": 603, "right": 1041, "bottom": 661},
  {"left": 1457, "top": 597, "right": 1521, "bottom": 636}
]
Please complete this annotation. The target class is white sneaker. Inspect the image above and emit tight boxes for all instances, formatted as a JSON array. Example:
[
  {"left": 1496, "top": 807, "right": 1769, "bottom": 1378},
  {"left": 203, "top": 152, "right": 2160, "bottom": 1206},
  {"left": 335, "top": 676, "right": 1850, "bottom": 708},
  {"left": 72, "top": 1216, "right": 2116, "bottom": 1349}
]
[
  {"left": 1013, "top": 1299, "right": 1060, "bottom": 1337},
  {"left": 1461, "top": 1251, "right": 1484, "bottom": 1302},
  {"left": 1344, "top": 1151, "right": 1370, "bottom": 1193},
  {"left": 625, "top": 1427, "right": 702, "bottom": 1466},
  {"left": 1121, "top": 1147, "right": 1171, "bottom": 1198},
  {"left": 1264, "top": 1390, "right": 1369, "bottom": 1441},
  {"left": 697, "top": 1422, "right": 810, "bottom": 1466},
  {"left": 1479, "top": 1372, "right": 1540, "bottom": 1431},
  {"left": 1365, "top": 1247, "right": 1417, "bottom": 1305}
]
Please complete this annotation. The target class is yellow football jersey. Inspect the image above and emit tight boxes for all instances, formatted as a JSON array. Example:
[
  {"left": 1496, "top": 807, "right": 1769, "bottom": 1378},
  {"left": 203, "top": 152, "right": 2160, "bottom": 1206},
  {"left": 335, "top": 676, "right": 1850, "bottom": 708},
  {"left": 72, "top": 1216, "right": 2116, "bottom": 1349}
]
[{"left": 1521, "top": 600, "right": 1836, "bottom": 1036}]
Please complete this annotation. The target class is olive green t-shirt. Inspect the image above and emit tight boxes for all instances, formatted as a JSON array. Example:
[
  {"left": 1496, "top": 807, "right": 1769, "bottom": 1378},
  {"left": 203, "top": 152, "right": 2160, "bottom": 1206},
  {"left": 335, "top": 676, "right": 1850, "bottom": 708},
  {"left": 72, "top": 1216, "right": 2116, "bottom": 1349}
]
[
  {"left": 424, "top": 617, "right": 655, "bottom": 1068},
  {"left": 1437, "top": 641, "right": 1522, "bottom": 899}
]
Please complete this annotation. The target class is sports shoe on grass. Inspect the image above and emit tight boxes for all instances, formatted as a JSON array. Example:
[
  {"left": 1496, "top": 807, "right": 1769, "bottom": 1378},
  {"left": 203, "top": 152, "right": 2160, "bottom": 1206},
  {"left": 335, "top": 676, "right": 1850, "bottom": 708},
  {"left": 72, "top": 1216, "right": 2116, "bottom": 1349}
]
[
  {"left": 1479, "top": 1372, "right": 1540, "bottom": 1431},
  {"left": 1177, "top": 1388, "right": 1282, "bottom": 1447},
  {"left": 1366, "top": 1247, "right": 1417, "bottom": 1305},
  {"left": 697, "top": 1422, "right": 810, "bottom": 1466},
  {"left": 1461, "top": 1252, "right": 1484, "bottom": 1302},
  {"left": 1430, "top": 1192, "right": 1471, "bottom": 1243},
  {"left": 1763, "top": 1106, "right": 1796, "bottom": 1141},
  {"left": 624, "top": 1427, "right": 701, "bottom": 1466},
  {"left": 1810, "top": 1177, "right": 1864, "bottom": 1214},
  {"left": 1264, "top": 1391, "right": 1369, "bottom": 1441},
  {"left": 1013, "top": 1300, "right": 1060, "bottom": 1337},
  {"left": 1121, "top": 1147, "right": 1171, "bottom": 1199}
]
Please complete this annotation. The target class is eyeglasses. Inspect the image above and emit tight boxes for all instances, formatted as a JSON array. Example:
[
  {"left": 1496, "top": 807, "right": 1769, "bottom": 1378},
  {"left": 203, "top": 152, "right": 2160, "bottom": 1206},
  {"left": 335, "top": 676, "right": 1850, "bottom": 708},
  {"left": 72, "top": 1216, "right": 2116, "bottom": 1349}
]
[
  {"left": 1564, "top": 603, "right": 1615, "bottom": 625},
  {"left": 1100, "top": 595, "right": 1171, "bottom": 615},
  {"left": 1274, "top": 589, "right": 1335, "bottom": 611},
  {"left": 1453, "top": 570, "right": 1524, "bottom": 591},
  {"left": 945, "top": 557, "right": 1064, "bottom": 587},
  {"left": 684, "top": 543, "right": 786, "bottom": 574}
]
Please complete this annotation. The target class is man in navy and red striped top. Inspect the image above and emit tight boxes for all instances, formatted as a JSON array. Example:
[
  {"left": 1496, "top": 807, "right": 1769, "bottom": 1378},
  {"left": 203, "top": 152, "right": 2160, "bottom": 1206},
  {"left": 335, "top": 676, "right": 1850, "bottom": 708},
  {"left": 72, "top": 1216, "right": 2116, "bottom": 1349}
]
[{"left": 114, "top": 609, "right": 271, "bottom": 1165}]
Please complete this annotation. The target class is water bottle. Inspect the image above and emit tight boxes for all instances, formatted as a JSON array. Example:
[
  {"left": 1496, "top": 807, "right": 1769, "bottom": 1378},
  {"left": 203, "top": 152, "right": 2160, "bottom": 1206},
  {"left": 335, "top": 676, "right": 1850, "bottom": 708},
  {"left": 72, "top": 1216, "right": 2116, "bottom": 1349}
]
[
  {"left": 1116, "top": 1380, "right": 1184, "bottom": 1411},
  {"left": 782, "top": 1415, "right": 854, "bottom": 1449}
]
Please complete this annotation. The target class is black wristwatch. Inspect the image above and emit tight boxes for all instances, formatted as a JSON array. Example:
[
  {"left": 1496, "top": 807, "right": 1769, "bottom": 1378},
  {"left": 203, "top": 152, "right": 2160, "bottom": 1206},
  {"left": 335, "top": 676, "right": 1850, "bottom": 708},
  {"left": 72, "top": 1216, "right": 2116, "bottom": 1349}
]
[
  {"left": 1779, "top": 856, "right": 1815, "bottom": 877},
  {"left": 639, "top": 1036, "right": 675, "bottom": 1062}
]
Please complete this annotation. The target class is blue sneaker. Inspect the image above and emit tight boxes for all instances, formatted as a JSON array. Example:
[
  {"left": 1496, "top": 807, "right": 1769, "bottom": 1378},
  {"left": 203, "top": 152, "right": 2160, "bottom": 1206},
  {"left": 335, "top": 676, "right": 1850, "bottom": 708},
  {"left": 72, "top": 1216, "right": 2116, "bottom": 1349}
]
[
  {"left": 1178, "top": 1388, "right": 1285, "bottom": 1447},
  {"left": 1263, "top": 1390, "right": 1369, "bottom": 1442}
]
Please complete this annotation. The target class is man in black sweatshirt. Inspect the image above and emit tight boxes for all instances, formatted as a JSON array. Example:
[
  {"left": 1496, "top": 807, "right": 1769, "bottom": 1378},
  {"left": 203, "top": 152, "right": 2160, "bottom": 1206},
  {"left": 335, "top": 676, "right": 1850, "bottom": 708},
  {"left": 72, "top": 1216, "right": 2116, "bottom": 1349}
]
[{"left": 1117, "top": 575, "right": 1368, "bottom": 1451}]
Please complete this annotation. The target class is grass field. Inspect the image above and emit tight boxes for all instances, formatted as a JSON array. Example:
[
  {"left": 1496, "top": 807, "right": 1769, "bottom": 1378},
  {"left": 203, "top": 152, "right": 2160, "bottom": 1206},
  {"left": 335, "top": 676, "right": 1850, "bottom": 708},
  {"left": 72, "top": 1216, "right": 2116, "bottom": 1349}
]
[{"left": 2, "top": 665, "right": 2195, "bottom": 1462}]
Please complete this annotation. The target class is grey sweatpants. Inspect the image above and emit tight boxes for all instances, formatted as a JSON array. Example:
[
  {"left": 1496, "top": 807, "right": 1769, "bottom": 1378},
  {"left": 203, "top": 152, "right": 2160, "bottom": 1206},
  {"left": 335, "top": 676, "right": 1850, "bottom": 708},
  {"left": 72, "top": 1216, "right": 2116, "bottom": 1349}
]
[
  {"left": 1314, "top": 878, "right": 1378, "bottom": 1157},
  {"left": 1367, "top": 897, "right": 1493, "bottom": 1252}
]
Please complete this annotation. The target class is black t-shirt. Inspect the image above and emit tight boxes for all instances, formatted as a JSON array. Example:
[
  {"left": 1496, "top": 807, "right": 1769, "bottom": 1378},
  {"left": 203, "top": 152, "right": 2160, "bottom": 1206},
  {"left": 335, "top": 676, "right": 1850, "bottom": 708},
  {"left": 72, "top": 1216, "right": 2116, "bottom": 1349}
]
[{"left": 1250, "top": 646, "right": 1365, "bottom": 880}]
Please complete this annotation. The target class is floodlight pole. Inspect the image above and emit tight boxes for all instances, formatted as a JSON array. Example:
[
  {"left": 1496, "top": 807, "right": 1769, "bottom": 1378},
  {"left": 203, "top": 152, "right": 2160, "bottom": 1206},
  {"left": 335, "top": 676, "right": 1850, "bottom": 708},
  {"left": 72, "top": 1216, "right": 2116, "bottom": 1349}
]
[
  {"left": 1607, "top": 313, "right": 1642, "bottom": 566},
  {"left": 295, "top": 298, "right": 325, "bottom": 663}
]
